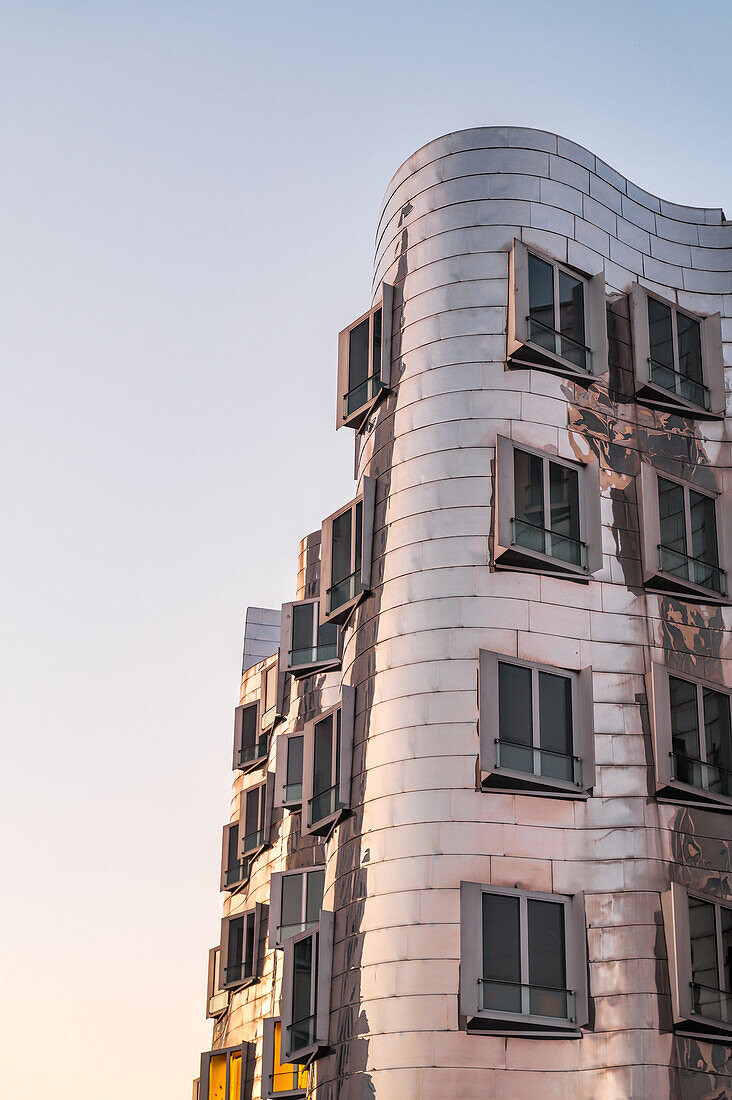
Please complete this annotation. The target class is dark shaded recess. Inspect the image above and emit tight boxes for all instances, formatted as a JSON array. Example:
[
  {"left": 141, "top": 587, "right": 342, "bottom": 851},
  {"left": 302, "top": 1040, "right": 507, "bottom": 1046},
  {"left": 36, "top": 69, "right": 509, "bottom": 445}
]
[{"left": 606, "top": 296, "right": 636, "bottom": 404}]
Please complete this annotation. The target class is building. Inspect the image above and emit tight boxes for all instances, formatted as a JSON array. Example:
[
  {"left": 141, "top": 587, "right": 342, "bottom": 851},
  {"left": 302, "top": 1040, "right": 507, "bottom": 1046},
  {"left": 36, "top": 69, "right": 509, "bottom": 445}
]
[{"left": 193, "top": 127, "right": 732, "bottom": 1099}]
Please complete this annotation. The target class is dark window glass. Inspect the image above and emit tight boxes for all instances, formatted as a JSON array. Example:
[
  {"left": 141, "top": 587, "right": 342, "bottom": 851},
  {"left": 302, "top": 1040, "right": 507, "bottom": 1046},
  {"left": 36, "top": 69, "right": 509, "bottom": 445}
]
[
  {"left": 538, "top": 672, "right": 573, "bottom": 758},
  {"left": 528, "top": 899, "right": 567, "bottom": 1018},
  {"left": 658, "top": 478, "right": 687, "bottom": 557},
  {"left": 514, "top": 449, "right": 544, "bottom": 535},
  {"left": 348, "top": 317, "right": 370, "bottom": 393},
  {"left": 292, "top": 603, "right": 314, "bottom": 653},
  {"left": 286, "top": 735, "right": 304, "bottom": 787},
  {"left": 292, "top": 936, "right": 314, "bottom": 1023},
  {"left": 549, "top": 462, "right": 579, "bottom": 543},
  {"left": 703, "top": 688, "right": 732, "bottom": 796},
  {"left": 528, "top": 253, "right": 554, "bottom": 333},
  {"left": 245, "top": 912, "right": 255, "bottom": 974},
  {"left": 722, "top": 906, "right": 732, "bottom": 996},
  {"left": 690, "top": 491, "right": 719, "bottom": 570},
  {"left": 690, "top": 896, "right": 719, "bottom": 993},
  {"left": 228, "top": 915, "right": 244, "bottom": 969},
  {"left": 677, "top": 312, "right": 703, "bottom": 385},
  {"left": 227, "top": 823, "right": 240, "bottom": 870},
  {"left": 354, "top": 500, "right": 363, "bottom": 577},
  {"left": 558, "top": 271, "right": 585, "bottom": 348},
  {"left": 670, "top": 675, "right": 701, "bottom": 785},
  {"left": 313, "top": 715, "right": 333, "bottom": 798},
  {"left": 241, "top": 703, "right": 257, "bottom": 752},
  {"left": 481, "top": 892, "right": 521, "bottom": 1013},
  {"left": 317, "top": 619, "right": 338, "bottom": 649},
  {"left": 245, "top": 786, "right": 261, "bottom": 840},
  {"left": 331, "top": 509, "right": 352, "bottom": 586},
  {"left": 498, "top": 662, "right": 532, "bottom": 747},
  {"left": 371, "top": 307, "right": 382, "bottom": 379},
  {"left": 306, "top": 870, "right": 325, "bottom": 924},
  {"left": 648, "top": 297, "right": 674, "bottom": 370},
  {"left": 281, "top": 875, "right": 303, "bottom": 931}
]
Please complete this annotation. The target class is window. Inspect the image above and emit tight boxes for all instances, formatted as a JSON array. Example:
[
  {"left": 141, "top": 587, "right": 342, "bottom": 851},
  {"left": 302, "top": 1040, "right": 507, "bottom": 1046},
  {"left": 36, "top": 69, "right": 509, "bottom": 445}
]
[
  {"left": 460, "top": 882, "right": 588, "bottom": 1036},
  {"left": 279, "top": 599, "right": 341, "bottom": 677},
  {"left": 302, "top": 688, "right": 355, "bottom": 837},
  {"left": 269, "top": 866, "right": 326, "bottom": 948},
  {"left": 639, "top": 464, "right": 729, "bottom": 603},
  {"left": 261, "top": 657, "right": 283, "bottom": 731},
  {"left": 261, "top": 1019, "right": 308, "bottom": 1097},
  {"left": 630, "top": 283, "right": 725, "bottom": 418},
  {"left": 220, "top": 904, "right": 263, "bottom": 990},
  {"left": 663, "top": 883, "right": 732, "bottom": 1040},
  {"left": 508, "top": 239, "right": 607, "bottom": 381},
  {"left": 239, "top": 773, "right": 273, "bottom": 860},
  {"left": 206, "top": 946, "right": 229, "bottom": 1019},
  {"left": 220, "top": 820, "right": 249, "bottom": 892},
  {"left": 320, "top": 477, "right": 376, "bottom": 624},
  {"left": 494, "top": 435, "right": 602, "bottom": 579},
  {"left": 233, "top": 701, "right": 269, "bottom": 773},
  {"left": 280, "top": 912, "right": 334, "bottom": 1064},
  {"left": 479, "top": 651, "right": 594, "bottom": 795},
  {"left": 198, "top": 1044, "right": 249, "bottom": 1100},
  {"left": 336, "top": 283, "right": 393, "bottom": 430},
  {"left": 648, "top": 663, "right": 732, "bottom": 812},
  {"left": 275, "top": 731, "right": 305, "bottom": 811}
]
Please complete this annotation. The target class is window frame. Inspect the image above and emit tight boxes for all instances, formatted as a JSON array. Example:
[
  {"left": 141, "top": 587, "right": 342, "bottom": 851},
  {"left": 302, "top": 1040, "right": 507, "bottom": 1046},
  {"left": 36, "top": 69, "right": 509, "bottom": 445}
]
[
  {"left": 663, "top": 882, "right": 732, "bottom": 1040},
  {"left": 260, "top": 655, "right": 284, "bottom": 733},
  {"left": 268, "top": 865, "right": 326, "bottom": 949},
  {"left": 647, "top": 662, "right": 732, "bottom": 813},
  {"left": 638, "top": 463, "right": 730, "bottom": 605},
  {"left": 261, "top": 1017, "right": 308, "bottom": 1098},
  {"left": 206, "top": 945, "right": 229, "bottom": 1019},
  {"left": 220, "top": 819, "right": 250, "bottom": 893},
  {"left": 198, "top": 1043, "right": 249, "bottom": 1100},
  {"left": 280, "top": 911, "right": 334, "bottom": 1065},
  {"left": 301, "top": 688, "right": 355, "bottom": 837},
  {"left": 320, "top": 476, "right": 376, "bottom": 625},
  {"left": 238, "top": 772, "right": 274, "bottom": 861},
  {"left": 508, "top": 238, "right": 608, "bottom": 382},
  {"left": 460, "top": 881, "right": 588, "bottom": 1037},
  {"left": 630, "top": 282, "right": 725, "bottom": 419},
  {"left": 279, "top": 598, "right": 342, "bottom": 678},
  {"left": 233, "top": 699, "right": 269, "bottom": 774},
  {"left": 220, "top": 903, "right": 263, "bottom": 991},
  {"left": 336, "top": 282, "right": 394, "bottom": 430},
  {"left": 478, "top": 650, "right": 595, "bottom": 797},
  {"left": 494, "top": 434, "right": 602, "bottom": 580}
]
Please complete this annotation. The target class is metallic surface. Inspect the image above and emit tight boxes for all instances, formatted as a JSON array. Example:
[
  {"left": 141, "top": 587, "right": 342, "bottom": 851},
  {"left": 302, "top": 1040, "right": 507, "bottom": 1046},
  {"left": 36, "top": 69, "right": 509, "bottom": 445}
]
[{"left": 203, "top": 128, "right": 732, "bottom": 1099}]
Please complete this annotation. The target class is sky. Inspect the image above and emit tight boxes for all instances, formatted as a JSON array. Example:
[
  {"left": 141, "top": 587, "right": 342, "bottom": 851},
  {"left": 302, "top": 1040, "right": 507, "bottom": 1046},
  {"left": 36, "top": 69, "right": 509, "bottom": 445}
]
[{"left": 0, "top": 2, "right": 729, "bottom": 1097}]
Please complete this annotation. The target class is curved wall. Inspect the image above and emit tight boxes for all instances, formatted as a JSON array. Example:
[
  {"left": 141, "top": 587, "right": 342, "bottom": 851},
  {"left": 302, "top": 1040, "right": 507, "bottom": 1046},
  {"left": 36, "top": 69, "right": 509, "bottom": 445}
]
[{"left": 316, "top": 128, "right": 732, "bottom": 1098}]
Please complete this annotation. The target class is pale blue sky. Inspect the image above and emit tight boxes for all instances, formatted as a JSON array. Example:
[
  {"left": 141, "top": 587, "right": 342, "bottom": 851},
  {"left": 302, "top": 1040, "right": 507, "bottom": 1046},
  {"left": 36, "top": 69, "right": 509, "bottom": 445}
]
[{"left": 1, "top": 3, "right": 729, "bottom": 1097}]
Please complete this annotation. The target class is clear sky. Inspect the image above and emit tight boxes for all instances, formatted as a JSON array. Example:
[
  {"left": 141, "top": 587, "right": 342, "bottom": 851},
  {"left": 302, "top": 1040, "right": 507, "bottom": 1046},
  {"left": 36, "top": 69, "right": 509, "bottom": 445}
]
[{"left": 1, "top": 2, "right": 729, "bottom": 1097}]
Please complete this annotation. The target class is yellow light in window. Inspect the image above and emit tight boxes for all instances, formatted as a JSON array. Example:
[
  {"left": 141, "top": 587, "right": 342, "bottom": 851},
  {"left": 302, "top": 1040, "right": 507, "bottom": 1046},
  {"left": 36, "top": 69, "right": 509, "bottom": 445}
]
[
  {"left": 208, "top": 1053, "right": 227, "bottom": 1099},
  {"left": 229, "top": 1052, "right": 241, "bottom": 1100},
  {"left": 272, "top": 1022, "right": 307, "bottom": 1092}
]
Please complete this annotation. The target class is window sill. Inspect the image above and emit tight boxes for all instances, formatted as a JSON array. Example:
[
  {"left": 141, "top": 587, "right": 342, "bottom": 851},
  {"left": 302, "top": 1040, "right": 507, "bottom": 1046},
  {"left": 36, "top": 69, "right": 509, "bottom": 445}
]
[
  {"left": 481, "top": 768, "right": 589, "bottom": 799},
  {"left": 465, "top": 1014, "right": 582, "bottom": 1039},
  {"left": 644, "top": 572, "right": 729, "bottom": 607},
  {"left": 222, "top": 974, "right": 258, "bottom": 993},
  {"left": 635, "top": 379, "right": 722, "bottom": 421},
  {"left": 235, "top": 752, "right": 269, "bottom": 776},
  {"left": 674, "top": 1017, "right": 732, "bottom": 1043},
  {"left": 265, "top": 1090, "right": 306, "bottom": 1100},
  {"left": 305, "top": 807, "right": 347, "bottom": 839},
  {"left": 494, "top": 544, "right": 593, "bottom": 583},
  {"left": 508, "top": 339, "right": 595, "bottom": 385},
  {"left": 288, "top": 656, "right": 341, "bottom": 680},
  {"left": 341, "top": 385, "right": 387, "bottom": 432},
  {"left": 323, "top": 589, "right": 369, "bottom": 626},
  {"left": 655, "top": 781, "right": 732, "bottom": 815}
]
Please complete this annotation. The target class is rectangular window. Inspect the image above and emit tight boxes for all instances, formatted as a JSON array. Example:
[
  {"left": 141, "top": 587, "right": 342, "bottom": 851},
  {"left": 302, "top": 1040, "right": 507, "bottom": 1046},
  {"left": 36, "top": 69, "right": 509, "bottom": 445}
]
[
  {"left": 460, "top": 882, "right": 587, "bottom": 1035},
  {"left": 639, "top": 464, "right": 729, "bottom": 603},
  {"left": 261, "top": 658, "right": 282, "bottom": 731},
  {"left": 494, "top": 436, "right": 602, "bottom": 579},
  {"left": 508, "top": 239, "right": 607, "bottom": 380},
  {"left": 648, "top": 663, "right": 732, "bottom": 811},
  {"left": 206, "top": 946, "right": 229, "bottom": 1019},
  {"left": 198, "top": 1044, "right": 248, "bottom": 1100},
  {"left": 233, "top": 701, "right": 268, "bottom": 773},
  {"left": 261, "top": 1018, "right": 308, "bottom": 1097},
  {"left": 280, "top": 912, "right": 334, "bottom": 1064},
  {"left": 275, "top": 731, "right": 305, "bottom": 811},
  {"left": 320, "top": 479, "right": 375, "bottom": 624},
  {"left": 220, "top": 820, "right": 249, "bottom": 892},
  {"left": 269, "top": 867, "right": 326, "bottom": 948},
  {"left": 302, "top": 689, "right": 355, "bottom": 837},
  {"left": 663, "top": 883, "right": 732, "bottom": 1039},
  {"left": 240, "top": 777, "right": 270, "bottom": 858},
  {"left": 280, "top": 599, "right": 340, "bottom": 676},
  {"left": 220, "top": 905, "right": 262, "bottom": 990},
  {"left": 336, "top": 284, "right": 393, "bottom": 430},
  {"left": 630, "top": 282, "right": 725, "bottom": 418}
]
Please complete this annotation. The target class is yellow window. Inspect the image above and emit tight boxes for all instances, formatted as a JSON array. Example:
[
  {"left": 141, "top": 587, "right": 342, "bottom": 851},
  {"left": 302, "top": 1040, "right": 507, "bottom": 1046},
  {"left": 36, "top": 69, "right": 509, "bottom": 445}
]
[
  {"left": 229, "top": 1051, "right": 241, "bottom": 1100},
  {"left": 272, "top": 1021, "right": 307, "bottom": 1092},
  {"left": 208, "top": 1053, "right": 227, "bottom": 1100}
]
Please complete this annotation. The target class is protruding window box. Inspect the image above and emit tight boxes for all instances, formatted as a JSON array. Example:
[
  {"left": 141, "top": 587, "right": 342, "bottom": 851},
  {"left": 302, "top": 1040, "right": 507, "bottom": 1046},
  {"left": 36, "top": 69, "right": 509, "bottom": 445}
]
[
  {"left": 268, "top": 866, "right": 326, "bottom": 949},
  {"left": 220, "top": 820, "right": 250, "bottom": 893},
  {"left": 198, "top": 1043, "right": 250, "bottom": 1100},
  {"left": 460, "top": 883, "right": 588, "bottom": 1038},
  {"left": 275, "top": 730, "right": 305, "bottom": 811},
  {"left": 648, "top": 663, "right": 732, "bottom": 813},
  {"left": 261, "top": 1018, "right": 309, "bottom": 1098},
  {"left": 508, "top": 239, "right": 607, "bottom": 383},
  {"left": 337, "top": 284, "right": 393, "bottom": 430},
  {"left": 494, "top": 435, "right": 602, "bottom": 581},
  {"left": 239, "top": 773, "right": 274, "bottom": 862},
  {"left": 638, "top": 464, "right": 730, "bottom": 605},
  {"left": 479, "top": 651, "right": 594, "bottom": 798},
  {"left": 302, "top": 689, "right": 355, "bottom": 837},
  {"left": 280, "top": 599, "right": 341, "bottom": 678},
  {"left": 233, "top": 700, "right": 269, "bottom": 774},
  {"left": 280, "top": 912, "right": 334, "bottom": 1065},
  {"left": 206, "top": 946, "right": 229, "bottom": 1019},
  {"left": 220, "top": 904, "right": 263, "bottom": 991},
  {"left": 630, "top": 283, "right": 725, "bottom": 419},
  {"left": 664, "top": 883, "right": 732, "bottom": 1041},
  {"left": 320, "top": 478, "right": 375, "bottom": 625}
]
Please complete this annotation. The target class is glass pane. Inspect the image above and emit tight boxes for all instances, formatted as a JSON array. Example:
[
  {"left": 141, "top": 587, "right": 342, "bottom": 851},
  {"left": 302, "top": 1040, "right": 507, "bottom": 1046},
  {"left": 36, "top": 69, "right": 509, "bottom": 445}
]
[
  {"left": 549, "top": 462, "right": 580, "bottom": 542},
  {"left": 690, "top": 491, "right": 719, "bottom": 570},
  {"left": 722, "top": 906, "right": 732, "bottom": 996},
  {"left": 209, "top": 1053, "right": 227, "bottom": 1099},
  {"left": 273, "top": 1021, "right": 298, "bottom": 1092},
  {"left": 281, "top": 874, "right": 304, "bottom": 930},
  {"left": 228, "top": 915, "right": 244, "bottom": 968},
  {"left": 313, "top": 715, "right": 333, "bottom": 798},
  {"left": 292, "top": 602, "right": 314, "bottom": 653},
  {"left": 677, "top": 311, "right": 703, "bottom": 384},
  {"left": 528, "top": 898, "right": 567, "bottom": 1017},
  {"left": 241, "top": 703, "right": 257, "bottom": 753},
  {"left": 286, "top": 735, "right": 304, "bottom": 787},
  {"left": 348, "top": 317, "right": 370, "bottom": 392},
  {"left": 558, "top": 271, "right": 585, "bottom": 347},
  {"left": 528, "top": 253, "right": 555, "bottom": 333},
  {"left": 227, "top": 823, "right": 240, "bottom": 870},
  {"left": 292, "top": 935, "right": 314, "bottom": 1024},
  {"left": 498, "top": 662, "right": 533, "bottom": 747},
  {"left": 689, "top": 895, "right": 719, "bottom": 994},
  {"left": 371, "top": 307, "right": 382, "bottom": 379},
  {"left": 229, "top": 1052, "right": 241, "bottom": 1100},
  {"left": 245, "top": 912, "right": 255, "bottom": 973},
  {"left": 331, "top": 509, "right": 352, "bottom": 586},
  {"left": 265, "top": 663, "right": 277, "bottom": 712},
  {"left": 658, "top": 478, "right": 687, "bottom": 557},
  {"left": 306, "top": 869, "right": 326, "bottom": 924},
  {"left": 703, "top": 688, "right": 732, "bottom": 797},
  {"left": 514, "top": 448, "right": 544, "bottom": 544},
  {"left": 354, "top": 500, "right": 363, "bottom": 577},
  {"left": 670, "top": 675, "right": 701, "bottom": 784},
  {"left": 538, "top": 671, "right": 573, "bottom": 766},
  {"left": 481, "top": 892, "right": 521, "bottom": 1013},
  {"left": 648, "top": 296, "right": 674, "bottom": 369},
  {"left": 245, "top": 786, "right": 260, "bottom": 837}
]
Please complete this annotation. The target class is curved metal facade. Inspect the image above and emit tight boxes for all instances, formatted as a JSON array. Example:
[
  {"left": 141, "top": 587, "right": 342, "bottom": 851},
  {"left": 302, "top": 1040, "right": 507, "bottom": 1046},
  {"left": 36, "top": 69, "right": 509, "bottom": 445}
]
[{"left": 198, "top": 128, "right": 732, "bottom": 1100}]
